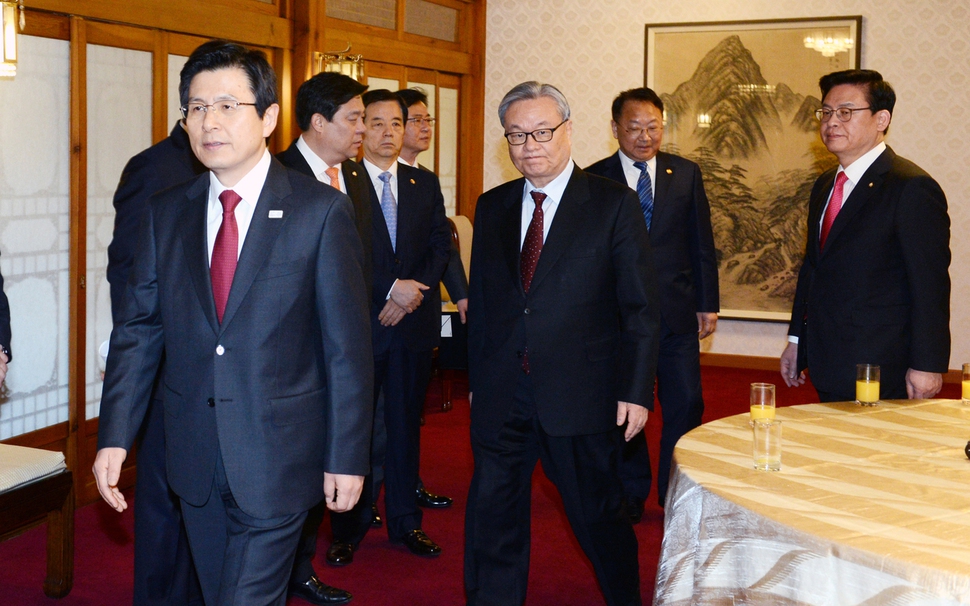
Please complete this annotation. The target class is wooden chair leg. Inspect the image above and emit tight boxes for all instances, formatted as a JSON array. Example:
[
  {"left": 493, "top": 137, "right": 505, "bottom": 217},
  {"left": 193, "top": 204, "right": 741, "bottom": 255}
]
[{"left": 43, "top": 480, "right": 74, "bottom": 598}]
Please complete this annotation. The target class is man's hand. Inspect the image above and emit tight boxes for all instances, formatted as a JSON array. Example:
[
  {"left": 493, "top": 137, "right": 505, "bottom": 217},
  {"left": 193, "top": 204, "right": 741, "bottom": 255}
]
[
  {"left": 456, "top": 298, "right": 468, "bottom": 324},
  {"left": 697, "top": 312, "right": 718, "bottom": 340},
  {"left": 616, "top": 401, "right": 648, "bottom": 442},
  {"left": 0, "top": 350, "right": 7, "bottom": 384},
  {"left": 906, "top": 368, "right": 942, "bottom": 399},
  {"left": 323, "top": 473, "right": 364, "bottom": 512},
  {"left": 390, "top": 279, "right": 429, "bottom": 313},
  {"left": 780, "top": 342, "right": 806, "bottom": 387},
  {"left": 378, "top": 299, "right": 407, "bottom": 327},
  {"left": 93, "top": 447, "right": 129, "bottom": 512}
]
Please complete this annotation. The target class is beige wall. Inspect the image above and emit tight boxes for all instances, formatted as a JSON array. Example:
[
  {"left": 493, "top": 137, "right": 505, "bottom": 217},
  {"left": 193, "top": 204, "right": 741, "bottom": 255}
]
[{"left": 484, "top": 0, "right": 970, "bottom": 369}]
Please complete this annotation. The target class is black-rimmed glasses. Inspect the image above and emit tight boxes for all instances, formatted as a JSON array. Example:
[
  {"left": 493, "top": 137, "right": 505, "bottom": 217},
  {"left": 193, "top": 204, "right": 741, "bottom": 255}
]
[
  {"left": 815, "top": 107, "right": 872, "bottom": 122},
  {"left": 504, "top": 119, "right": 568, "bottom": 145}
]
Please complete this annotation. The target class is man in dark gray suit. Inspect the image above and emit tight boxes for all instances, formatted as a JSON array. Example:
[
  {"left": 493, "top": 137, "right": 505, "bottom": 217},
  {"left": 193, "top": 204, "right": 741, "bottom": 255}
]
[
  {"left": 586, "top": 87, "right": 719, "bottom": 515},
  {"left": 276, "top": 71, "right": 370, "bottom": 605},
  {"left": 93, "top": 40, "right": 373, "bottom": 606},
  {"left": 465, "top": 81, "right": 660, "bottom": 606}
]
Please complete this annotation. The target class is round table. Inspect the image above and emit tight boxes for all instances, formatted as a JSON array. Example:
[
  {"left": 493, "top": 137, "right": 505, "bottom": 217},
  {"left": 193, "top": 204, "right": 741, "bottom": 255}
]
[{"left": 654, "top": 399, "right": 970, "bottom": 605}]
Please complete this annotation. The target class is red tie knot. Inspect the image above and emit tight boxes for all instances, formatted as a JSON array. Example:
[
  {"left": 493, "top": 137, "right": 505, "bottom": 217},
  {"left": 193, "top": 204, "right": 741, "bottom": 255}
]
[
  {"left": 530, "top": 191, "right": 547, "bottom": 205},
  {"left": 219, "top": 189, "right": 242, "bottom": 214}
]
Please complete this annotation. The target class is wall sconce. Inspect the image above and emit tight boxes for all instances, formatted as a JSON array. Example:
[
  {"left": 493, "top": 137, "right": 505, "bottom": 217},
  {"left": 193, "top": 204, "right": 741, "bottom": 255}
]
[
  {"left": 803, "top": 33, "right": 853, "bottom": 58},
  {"left": 696, "top": 113, "right": 711, "bottom": 129},
  {"left": 312, "top": 45, "right": 365, "bottom": 82},
  {"left": 1, "top": 0, "right": 24, "bottom": 79}
]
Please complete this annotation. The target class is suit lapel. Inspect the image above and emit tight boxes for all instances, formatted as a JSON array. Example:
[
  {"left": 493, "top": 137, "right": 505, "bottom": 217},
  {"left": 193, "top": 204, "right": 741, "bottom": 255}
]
[
  {"left": 219, "top": 160, "right": 294, "bottom": 330},
  {"left": 821, "top": 148, "right": 894, "bottom": 255},
  {"left": 396, "top": 165, "right": 418, "bottom": 260},
  {"left": 528, "top": 169, "right": 588, "bottom": 293},
  {"left": 501, "top": 181, "right": 525, "bottom": 296},
  {"left": 179, "top": 175, "right": 220, "bottom": 335},
  {"left": 605, "top": 153, "right": 626, "bottom": 184}
]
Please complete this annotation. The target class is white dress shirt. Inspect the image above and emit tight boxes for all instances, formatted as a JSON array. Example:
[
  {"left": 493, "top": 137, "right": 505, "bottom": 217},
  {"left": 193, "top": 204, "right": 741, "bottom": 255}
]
[
  {"left": 617, "top": 149, "right": 657, "bottom": 199},
  {"left": 296, "top": 135, "right": 346, "bottom": 193},
  {"left": 520, "top": 160, "right": 575, "bottom": 248},
  {"left": 363, "top": 157, "right": 399, "bottom": 202},
  {"left": 206, "top": 149, "right": 271, "bottom": 264}
]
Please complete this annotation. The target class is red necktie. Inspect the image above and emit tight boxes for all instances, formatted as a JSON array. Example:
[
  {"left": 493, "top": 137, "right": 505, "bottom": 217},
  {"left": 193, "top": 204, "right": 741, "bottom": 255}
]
[
  {"left": 819, "top": 171, "right": 848, "bottom": 249},
  {"left": 520, "top": 191, "right": 546, "bottom": 375},
  {"left": 521, "top": 191, "right": 546, "bottom": 293},
  {"left": 211, "top": 189, "right": 242, "bottom": 323}
]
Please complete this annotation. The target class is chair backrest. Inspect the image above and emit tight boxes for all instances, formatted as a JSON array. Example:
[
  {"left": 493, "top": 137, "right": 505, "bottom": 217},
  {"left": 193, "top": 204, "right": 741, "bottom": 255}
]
[{"left": 440, "top": 215, "right": 473, "bottom": 302}]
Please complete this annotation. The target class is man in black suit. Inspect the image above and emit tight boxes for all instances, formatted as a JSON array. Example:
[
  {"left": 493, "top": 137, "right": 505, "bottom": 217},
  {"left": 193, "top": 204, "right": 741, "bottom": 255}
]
[
  {"left": 781, "top": 69, "right": 950, "bottom": 401},
  {"left": 586, "top": 87, "right": 719, "bottom": 515},
  {"left": 0, "top": 259, "right": 10, "bottom": 385},
  {"left": 93, "top": 40, "right": 373, "bottom": 606},
  {"left": 106, "top": 121, "right": 205, "bottom": 605},
  {"left": 325, "top": 89, "right": 451, "bottom": 562},
  {"left": 276, "top": 71, "right": 370, "bottom": 605},
  {"left": 464, "top": 81, "right": 660, "bottom": 606}
]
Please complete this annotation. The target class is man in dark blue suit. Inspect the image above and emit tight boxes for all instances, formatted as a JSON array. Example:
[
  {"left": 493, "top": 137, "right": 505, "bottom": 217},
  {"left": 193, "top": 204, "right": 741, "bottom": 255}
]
[
  {"left": 276, "top": 71, "right": 370, "bottom": 604},
  {"left": 107, "top": 121, "right": 205, "bottom": 605},
  {"left": 780, "top": 70, "right": 950, "bottom": 401},
  {"left": 94, "top": 40, "right": 373, "bottom": 606},
  {"left": 586, "top": 87, "right": 719, "bottom": 515},
  {"left": 324, "top": 89, "right": 451, "bottom": 562}
]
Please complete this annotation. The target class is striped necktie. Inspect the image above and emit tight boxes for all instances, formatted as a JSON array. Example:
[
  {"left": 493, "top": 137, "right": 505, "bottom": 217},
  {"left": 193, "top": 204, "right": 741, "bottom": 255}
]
[{"left": 633, "top": 161, "right": 654, "bottom": 231}]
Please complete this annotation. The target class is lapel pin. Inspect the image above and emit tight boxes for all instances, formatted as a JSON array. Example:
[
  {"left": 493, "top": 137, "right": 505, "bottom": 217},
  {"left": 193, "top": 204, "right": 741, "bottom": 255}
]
[
  {"left": 351, "top": 171, "right": 357, "bottom": 177},
  {"left": 666, "top": 169, "right": 673, "bottom": 174},
  {"left": 268, "top": 210, "right": 283, "bottom": 219},
  {"left": 410, "top": 178, "right": 416, "bottom": 185},
  {"left": 868, "top": 182, "right": 874, "bottom": 187}
]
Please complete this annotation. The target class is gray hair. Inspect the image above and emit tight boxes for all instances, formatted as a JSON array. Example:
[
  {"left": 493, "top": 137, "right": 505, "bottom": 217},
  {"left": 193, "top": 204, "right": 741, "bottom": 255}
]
[{"left": 498, "top": 81, "right": 571, "bottom": 128}]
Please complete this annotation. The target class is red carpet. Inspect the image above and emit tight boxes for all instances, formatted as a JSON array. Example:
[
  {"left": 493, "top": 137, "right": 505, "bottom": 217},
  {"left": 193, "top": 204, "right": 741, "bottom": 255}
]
[{"left": 0, "top": 367, "right": 961, "bottom": 605}]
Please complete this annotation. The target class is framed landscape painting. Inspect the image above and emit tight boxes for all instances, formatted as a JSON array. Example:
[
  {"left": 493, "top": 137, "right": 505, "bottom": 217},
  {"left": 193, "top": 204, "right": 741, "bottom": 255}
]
[{"left": 645, "top": 17, "right": 861, "bottom": 320}]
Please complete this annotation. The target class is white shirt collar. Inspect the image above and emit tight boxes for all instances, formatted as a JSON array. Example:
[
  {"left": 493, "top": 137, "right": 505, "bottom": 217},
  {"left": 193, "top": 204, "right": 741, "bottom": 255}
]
[
  {"left": 523, "top": 159, "right": 574, "bottom": 204},
  {"left": 397, "top": 156, "right": 419, "bottom": 169},
  {"left": 208, "top": 148, "right": 272, "bottom": 206},
  {"left": 840, "top": 141, "right": 887, "bottom": 185}
]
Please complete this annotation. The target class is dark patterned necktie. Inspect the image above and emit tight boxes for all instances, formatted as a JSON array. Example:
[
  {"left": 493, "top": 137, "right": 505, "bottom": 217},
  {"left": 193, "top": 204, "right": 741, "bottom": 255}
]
[
  {"left": 211, "top": 189, "right": 241, "bottom": 323},
  {"left": 521, "top": 191, "right": 546, "bottom": 293},
  {"left": 633, "top": 161, "right": 654, "bottom": 231}
]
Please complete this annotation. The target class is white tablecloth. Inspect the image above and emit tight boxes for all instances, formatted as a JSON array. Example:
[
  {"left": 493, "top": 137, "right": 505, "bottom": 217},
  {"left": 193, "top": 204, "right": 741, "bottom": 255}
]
[{"left": 655, "top": 399, "right": 970, "bottom": 605}]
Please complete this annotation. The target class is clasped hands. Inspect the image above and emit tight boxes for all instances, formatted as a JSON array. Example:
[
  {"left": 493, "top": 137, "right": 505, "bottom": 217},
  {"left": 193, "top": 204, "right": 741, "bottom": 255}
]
[{"left": 379, "top": 279, "right": 429, "bottom": 326}]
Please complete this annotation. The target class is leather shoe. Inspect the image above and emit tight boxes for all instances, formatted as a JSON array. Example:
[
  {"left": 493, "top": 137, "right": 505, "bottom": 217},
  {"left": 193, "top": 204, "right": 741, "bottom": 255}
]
[
  {"left": 288, "top": 574, "right": 353, "bottom": 605},
  {"left": 370, "top": 503, "right": 382, "bottom": 528},
  {"left": 325, "top": 541, "right": 356, "bottom": 566},
  {"left": 416, "top": 487, "right": 453, "bottom": 508},
  {"left": 396, "top": 528, "right": 441, "bottom": 557},
  {"left": 625, "top": 495, "right": 645, "bottom": 524}
]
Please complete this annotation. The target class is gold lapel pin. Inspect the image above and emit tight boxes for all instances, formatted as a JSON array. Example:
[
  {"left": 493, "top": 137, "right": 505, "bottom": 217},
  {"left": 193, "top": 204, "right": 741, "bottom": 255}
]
[
  {"left": 666, "top": 169, "right": 673, "bottom": 174},
  {"left": 352, "top": 171, "right": 357, "bottom": 177},
  {"left": 410, "top": 178, "right": 416, "bottom": 185},
  {"left": 868, "top": 182, "right": 874, "bottom": 187}
]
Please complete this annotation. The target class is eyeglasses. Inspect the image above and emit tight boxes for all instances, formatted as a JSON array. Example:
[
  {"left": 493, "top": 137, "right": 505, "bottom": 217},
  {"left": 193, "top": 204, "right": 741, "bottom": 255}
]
[
  {"left": 180, "top": 101, "right": 257, "bottom": 121},
  {"left": 622, "top": 124, "right": 663, "bottom": 139},
  {"left": 406, "top": 117, "right": 436, "bottom": 126},
  {"left": 504, "top": 119, "right": 568, "bottom": 145},
  {"left": 815, "top": 107, "right": 872, "bottom": 122}
]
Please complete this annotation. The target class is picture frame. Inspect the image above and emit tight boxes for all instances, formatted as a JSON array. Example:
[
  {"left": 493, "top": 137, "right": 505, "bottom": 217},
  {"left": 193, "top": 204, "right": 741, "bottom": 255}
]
[{"left": 645, "top": 17, "right": 862, "bottom": 321}]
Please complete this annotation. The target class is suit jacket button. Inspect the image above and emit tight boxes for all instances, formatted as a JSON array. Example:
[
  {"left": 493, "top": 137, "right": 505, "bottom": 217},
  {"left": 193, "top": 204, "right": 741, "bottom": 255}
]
[
  {"left": 207, "top": 398, "right": 215, "bottom": 408},
  {"left": 516, "top": 350, "right": 523, "bottom": 358},
  {"left": 216, "top": 345, "right": 225, "bottom": 355},
  {"left": 524, "top": 308, "right": 530, "bottom": 314}
]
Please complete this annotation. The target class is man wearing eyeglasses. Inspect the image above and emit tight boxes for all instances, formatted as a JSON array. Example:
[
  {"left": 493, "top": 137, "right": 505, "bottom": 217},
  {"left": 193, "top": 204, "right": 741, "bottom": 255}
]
[
  {"left": 586, "top": 87, "right": 719, "bottom": 518},
  {"left": 94, "top": 40, "right": 373, "bottom": 606},
  {"left": 464, "top": 81, "right": 659, "bottom": 606},
  {"left": 780, "top": 69, "right": 950, "bottom": 402}
]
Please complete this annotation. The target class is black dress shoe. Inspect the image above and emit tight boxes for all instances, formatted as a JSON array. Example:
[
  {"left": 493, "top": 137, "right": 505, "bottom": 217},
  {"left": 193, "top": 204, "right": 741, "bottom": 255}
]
[
  {"left": 625, "top": 496, "right": 645, "bottom": 524},
  {"left": 396, "top": 529, "right": 442, "bottom": 557},
  {"left": 325, "top": 541, "right": 356, "bottom": 566},
  {"left": 416, "top": 487, "right": 453, "bottom": 508},
  {"left": 370, "top": 503, "right": 383, "bottom": 528},
  {"left": 289, "top": 574, "right": 353, "bottom": 605}
]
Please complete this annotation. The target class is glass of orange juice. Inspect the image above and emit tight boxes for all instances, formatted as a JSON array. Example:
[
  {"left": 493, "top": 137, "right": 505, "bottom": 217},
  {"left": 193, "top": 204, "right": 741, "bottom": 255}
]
[
  {"left": 750, "top": 383, "right": 775, "bottom": 422},
  {"left": 962, "top": 363, "right": 970, "bottom": 405},
  {"left": 856, "top": 364, "right": 880, "bottom": 406}
]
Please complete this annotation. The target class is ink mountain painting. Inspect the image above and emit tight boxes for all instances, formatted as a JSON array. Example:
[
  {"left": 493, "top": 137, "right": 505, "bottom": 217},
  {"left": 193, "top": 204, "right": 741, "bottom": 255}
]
[{"left": 658, "top": 34, "right": 842, "bottom": 317}]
